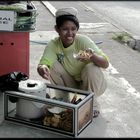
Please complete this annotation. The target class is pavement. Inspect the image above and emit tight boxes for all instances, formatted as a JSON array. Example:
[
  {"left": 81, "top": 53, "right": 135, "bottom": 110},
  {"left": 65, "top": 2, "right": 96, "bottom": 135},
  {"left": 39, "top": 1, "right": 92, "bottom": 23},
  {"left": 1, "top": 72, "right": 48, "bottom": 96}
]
[{"left": 0, "top": 2, "right": 140, "bottom": 138}]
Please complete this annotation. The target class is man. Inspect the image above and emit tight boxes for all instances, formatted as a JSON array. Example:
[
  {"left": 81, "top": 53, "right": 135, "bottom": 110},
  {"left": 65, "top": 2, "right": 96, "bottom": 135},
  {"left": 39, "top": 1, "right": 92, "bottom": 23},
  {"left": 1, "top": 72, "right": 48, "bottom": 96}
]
[{"left": 37, "top": 7, "right": 109, "bottom": 117}]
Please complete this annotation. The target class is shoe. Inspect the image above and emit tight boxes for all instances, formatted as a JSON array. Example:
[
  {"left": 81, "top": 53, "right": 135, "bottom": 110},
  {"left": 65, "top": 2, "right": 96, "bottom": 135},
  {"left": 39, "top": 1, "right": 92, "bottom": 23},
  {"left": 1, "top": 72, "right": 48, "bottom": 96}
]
[{"left": 93, "top": 110, "right": 100, "bottom": 118}]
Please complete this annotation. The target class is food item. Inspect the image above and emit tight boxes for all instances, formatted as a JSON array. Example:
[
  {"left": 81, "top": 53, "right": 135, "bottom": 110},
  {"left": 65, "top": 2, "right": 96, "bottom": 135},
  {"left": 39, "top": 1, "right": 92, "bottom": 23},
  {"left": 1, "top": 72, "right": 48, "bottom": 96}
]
[
  {"left": 43, "top": 109, "right": 73, "bottom": 132},
  {"left": 59, "top": 110, "right": 73, "bottom": 132},
  {"left": 70, "top": 94, "right": 77, "bottom": 104},
  {"left": 78, "top": 50, "right": 90, "bottom": 58},
  {"left": 76, "top": 48, "right": 94, "bottom": 59},
  {"left": 43, "top": 114, "right": 60, "bottom": 127}
]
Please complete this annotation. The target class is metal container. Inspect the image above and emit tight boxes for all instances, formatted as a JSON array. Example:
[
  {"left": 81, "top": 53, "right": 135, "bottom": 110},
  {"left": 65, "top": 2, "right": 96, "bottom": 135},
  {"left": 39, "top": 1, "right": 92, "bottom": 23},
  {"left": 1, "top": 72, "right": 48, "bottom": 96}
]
[{"left": 16, "top": 79, "right": 46, "bottom": 119}]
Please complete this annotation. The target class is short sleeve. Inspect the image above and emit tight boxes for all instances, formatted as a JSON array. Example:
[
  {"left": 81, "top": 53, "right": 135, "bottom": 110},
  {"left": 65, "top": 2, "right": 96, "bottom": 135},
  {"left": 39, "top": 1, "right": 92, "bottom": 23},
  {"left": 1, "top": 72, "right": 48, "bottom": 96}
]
[{"left": 39, "top": 41, "right": 58, "bottom": 68}]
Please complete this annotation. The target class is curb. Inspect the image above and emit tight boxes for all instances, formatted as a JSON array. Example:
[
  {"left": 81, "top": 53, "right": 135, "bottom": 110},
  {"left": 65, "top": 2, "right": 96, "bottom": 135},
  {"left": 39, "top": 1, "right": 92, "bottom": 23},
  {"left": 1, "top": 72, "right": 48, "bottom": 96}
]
[{"left": 127, "top": 35, "right": 140, "bottom": 51}]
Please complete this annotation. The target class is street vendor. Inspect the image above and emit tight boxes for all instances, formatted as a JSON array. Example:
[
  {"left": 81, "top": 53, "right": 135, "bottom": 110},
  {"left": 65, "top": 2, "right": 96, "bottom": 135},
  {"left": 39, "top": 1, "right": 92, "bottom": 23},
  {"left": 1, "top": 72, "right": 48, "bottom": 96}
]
[{"left": 37, "top": 7, "right": 109, "bottom": 118}]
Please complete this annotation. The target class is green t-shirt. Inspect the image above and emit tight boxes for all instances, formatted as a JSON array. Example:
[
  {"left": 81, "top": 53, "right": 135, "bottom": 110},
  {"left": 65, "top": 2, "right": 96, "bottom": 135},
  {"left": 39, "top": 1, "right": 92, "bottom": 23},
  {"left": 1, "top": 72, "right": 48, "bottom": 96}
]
[{"left": 39, "top": 34, "right": 109, "bottom": 81}]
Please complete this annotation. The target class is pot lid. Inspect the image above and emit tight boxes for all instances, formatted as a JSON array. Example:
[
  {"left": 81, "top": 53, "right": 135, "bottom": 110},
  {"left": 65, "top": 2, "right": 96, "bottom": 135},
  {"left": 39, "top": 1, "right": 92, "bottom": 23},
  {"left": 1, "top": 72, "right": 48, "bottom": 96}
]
[{"left": 18, "top": 79, "right": 46, "bottom": 93}]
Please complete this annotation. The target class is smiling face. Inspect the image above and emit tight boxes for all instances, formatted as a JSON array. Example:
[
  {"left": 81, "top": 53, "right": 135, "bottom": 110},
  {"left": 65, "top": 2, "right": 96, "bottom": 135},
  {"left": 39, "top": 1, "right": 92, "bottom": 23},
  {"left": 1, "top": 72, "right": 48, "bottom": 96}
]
[{"left": 55, "top": 20, "right": 78, "bottom": 48}]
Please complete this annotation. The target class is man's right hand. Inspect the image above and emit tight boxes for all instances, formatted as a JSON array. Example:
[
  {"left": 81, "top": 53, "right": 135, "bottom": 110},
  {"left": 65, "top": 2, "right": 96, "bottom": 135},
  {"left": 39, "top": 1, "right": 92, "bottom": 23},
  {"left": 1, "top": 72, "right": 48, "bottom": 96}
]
[{"left": 37, "top": 65, "right": 50, "bottom": 80}]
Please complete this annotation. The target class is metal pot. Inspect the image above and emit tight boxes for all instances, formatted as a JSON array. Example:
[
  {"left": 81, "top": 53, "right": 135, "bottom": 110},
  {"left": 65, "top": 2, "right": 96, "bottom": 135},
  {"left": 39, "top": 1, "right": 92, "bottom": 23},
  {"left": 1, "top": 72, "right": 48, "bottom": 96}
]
[{"left": 16, "top": 79, "right": 46, "bottom": 119}]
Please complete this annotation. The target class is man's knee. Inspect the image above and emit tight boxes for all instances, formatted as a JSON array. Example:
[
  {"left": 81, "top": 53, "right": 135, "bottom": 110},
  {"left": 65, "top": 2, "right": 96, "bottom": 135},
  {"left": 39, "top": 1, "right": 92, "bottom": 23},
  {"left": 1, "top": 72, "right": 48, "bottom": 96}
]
[
  {"left": 82, "top": 63, "right": 102, "bottom": 78},
  {"left": 81, "top": 63, "right": 107, "bottom": 96}
]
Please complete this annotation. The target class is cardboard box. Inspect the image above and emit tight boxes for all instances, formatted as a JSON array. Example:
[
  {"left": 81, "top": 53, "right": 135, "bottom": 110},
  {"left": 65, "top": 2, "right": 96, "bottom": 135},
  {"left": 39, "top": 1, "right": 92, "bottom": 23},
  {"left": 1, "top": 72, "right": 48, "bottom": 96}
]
[{"left": 0, "top": 2, "right": 37, "bottom": 31}]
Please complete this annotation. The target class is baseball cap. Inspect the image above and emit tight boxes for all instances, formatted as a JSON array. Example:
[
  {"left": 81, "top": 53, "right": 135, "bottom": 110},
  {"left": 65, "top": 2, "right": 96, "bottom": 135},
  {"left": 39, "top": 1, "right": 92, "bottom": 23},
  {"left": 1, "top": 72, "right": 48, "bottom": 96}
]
[{"left": 55, "top": 7, "right": 78, "bottom": 18}]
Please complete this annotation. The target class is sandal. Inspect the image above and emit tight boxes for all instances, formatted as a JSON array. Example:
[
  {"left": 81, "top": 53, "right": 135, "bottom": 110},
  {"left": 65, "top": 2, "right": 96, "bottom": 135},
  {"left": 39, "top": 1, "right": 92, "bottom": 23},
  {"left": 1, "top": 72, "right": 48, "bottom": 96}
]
[{"left": 93, "top": 110, "right": 100, "bottom": 118}]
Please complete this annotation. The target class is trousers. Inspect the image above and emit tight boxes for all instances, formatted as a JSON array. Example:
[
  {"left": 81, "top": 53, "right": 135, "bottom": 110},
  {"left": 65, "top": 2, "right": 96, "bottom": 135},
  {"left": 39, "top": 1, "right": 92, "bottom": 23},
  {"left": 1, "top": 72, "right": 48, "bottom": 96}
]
[{"left": 49, "top": 61, "right": 107, "bottom": 104}]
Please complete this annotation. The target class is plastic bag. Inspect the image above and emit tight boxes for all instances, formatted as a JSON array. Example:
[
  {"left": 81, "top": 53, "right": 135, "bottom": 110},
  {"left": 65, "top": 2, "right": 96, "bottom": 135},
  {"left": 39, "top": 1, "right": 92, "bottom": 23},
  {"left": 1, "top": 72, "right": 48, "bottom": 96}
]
[{"left": 0, "top": 71, "right": 28, "bottom": 102}]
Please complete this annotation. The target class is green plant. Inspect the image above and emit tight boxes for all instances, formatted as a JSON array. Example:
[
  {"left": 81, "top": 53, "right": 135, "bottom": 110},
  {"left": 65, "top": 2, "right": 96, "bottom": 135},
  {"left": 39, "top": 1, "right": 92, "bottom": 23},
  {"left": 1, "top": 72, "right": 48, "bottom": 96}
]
[{"left": 112, "top": 32, "right": 132, "bottom": 44}]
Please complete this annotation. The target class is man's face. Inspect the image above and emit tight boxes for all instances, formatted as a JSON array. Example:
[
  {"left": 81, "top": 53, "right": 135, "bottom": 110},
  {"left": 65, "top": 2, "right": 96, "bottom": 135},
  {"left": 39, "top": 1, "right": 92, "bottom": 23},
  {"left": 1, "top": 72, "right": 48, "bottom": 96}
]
[{"left": 56, "top": 20, "right": 78, "bottom": 47}]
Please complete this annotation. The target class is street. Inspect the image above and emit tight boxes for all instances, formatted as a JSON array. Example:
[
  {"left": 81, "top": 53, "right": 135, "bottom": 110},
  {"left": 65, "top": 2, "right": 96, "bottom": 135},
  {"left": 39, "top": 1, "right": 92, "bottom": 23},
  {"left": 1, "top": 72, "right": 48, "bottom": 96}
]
[
  {"left": 30, "top": 1, "right": 140, "bottom": 137},
  {"left": 83, "top": 1, "right": 140, "bottom": 37},
  {"left": 34, "top": 1, "right": 140, "bottom": 94},
  {"left": 36, "top": 1, "right": 140, "bottom": 36}
]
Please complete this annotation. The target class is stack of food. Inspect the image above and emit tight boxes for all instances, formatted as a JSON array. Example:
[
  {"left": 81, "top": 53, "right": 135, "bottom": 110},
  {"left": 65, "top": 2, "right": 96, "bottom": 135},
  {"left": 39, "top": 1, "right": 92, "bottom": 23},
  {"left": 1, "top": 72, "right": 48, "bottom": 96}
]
[
  {"left": 43, "top": 108, "right": 73, "bottom": 132},
  {"left": 74, "top": 48, "right": 95, "bottom": 59},
  {"left": 42, "top": 94, "right": 82, "bottom": 132}
]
